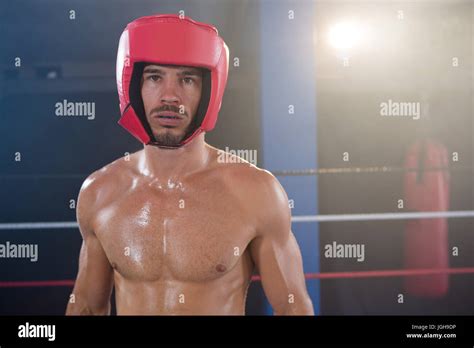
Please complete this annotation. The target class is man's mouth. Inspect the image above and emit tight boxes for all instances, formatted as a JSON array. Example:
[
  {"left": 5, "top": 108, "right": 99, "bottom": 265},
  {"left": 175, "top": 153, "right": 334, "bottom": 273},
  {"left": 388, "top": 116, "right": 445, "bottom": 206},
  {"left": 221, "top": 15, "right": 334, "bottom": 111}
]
[
  {"left": 153, "top": 112, "right": 184, "bottom": 126},
  {"left": 158, "top": 115, "right": 180, "bottom": 119},
  {"left": 158, "top": 116, "right": 179, "bottom": 120},
  {"left": 155, "top": 112, "right": 183, "bottom": 119}
]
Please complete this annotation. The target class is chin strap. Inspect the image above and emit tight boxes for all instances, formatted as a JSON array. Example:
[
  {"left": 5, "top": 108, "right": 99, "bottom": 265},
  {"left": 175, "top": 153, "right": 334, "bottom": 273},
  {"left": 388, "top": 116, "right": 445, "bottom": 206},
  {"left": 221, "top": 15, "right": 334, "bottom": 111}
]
[{"left": 148, "top": 142, "right": 182, "bottom": 150}]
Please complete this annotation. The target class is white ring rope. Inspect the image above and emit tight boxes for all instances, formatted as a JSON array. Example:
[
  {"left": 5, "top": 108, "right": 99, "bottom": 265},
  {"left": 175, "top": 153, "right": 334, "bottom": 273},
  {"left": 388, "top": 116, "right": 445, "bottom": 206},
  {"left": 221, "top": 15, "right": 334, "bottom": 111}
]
[
  {"left": 0, "top": 222, "right": 78, "bottom": 230},
  {"left": 0, "top": 210, "right": 473, "bottom": 230},
  {"left": 292, "top": 210, "right": 474, "bottom": 223}
]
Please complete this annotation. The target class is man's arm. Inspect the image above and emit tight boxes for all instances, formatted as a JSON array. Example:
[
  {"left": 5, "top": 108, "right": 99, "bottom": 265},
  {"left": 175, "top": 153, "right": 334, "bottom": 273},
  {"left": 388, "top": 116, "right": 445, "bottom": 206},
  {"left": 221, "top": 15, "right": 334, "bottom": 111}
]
[
  {"left": 249, "top": 171, "right": 314, "bottom": 315},
  {"left": 66, "top": 175, "right": 114, "bottom": 315}
]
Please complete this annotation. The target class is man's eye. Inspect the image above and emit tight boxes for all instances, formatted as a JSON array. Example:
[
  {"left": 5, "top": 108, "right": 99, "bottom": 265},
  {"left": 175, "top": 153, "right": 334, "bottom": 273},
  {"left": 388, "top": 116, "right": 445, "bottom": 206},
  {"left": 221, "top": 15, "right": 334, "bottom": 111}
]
[
  {"left": 147, "top": 75, "right": 160, "bottom": 81},
  {"left": 183, "top": 77, "right": 194, "bottom": 84}
]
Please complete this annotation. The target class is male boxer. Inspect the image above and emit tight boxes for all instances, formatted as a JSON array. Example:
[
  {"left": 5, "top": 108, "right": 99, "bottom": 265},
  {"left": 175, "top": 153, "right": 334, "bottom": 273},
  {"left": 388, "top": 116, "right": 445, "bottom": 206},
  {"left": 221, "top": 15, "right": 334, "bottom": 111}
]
[{"left": 66, "top": 14, "right": 313, "bottom": 315}]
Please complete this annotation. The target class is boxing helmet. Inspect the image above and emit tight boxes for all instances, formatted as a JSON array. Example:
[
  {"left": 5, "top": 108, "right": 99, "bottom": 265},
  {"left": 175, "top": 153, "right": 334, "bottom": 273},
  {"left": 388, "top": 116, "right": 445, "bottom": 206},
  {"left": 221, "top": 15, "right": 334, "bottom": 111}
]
[{"left": 116, "top": 14, "right": 229, "bottom": 147}]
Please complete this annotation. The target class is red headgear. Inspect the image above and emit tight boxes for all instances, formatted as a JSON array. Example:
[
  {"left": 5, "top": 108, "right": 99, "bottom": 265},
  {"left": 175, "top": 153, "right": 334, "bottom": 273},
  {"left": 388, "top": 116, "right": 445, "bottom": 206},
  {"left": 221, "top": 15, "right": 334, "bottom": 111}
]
[{"left": 116, "top": 14, "right": 229, "bottom": 147}]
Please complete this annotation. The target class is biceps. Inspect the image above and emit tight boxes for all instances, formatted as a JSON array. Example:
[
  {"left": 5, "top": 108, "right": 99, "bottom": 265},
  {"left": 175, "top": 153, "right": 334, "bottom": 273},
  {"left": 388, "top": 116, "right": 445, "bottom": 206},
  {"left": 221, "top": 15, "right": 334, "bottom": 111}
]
[
  {"left": 72, "top": 236, "right": 114, "bottom": 311},
  {"left": 251, "top": 232, "right": 307, "bottom": 308}
]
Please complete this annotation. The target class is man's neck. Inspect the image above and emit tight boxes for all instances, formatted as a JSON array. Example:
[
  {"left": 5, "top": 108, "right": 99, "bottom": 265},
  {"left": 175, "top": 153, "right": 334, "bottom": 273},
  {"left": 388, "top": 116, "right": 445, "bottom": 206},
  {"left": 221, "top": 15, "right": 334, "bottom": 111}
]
[{"left": 139, "top": 134, "right": 210, "bottom": 183}]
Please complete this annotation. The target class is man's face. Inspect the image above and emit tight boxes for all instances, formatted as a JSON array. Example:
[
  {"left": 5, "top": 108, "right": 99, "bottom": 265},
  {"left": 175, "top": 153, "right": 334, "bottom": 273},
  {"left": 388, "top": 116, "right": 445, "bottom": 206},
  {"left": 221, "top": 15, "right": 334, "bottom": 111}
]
[{"left": 141, "top": 64, "right": 203, "bottom": 147}]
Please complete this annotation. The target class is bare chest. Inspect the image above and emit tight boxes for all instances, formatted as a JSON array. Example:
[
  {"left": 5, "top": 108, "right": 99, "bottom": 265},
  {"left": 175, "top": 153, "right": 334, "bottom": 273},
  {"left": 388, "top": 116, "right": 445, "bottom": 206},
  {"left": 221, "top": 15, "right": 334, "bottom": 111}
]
[{"left": 94, "top": 184, "right": 254, "bottom": 282}]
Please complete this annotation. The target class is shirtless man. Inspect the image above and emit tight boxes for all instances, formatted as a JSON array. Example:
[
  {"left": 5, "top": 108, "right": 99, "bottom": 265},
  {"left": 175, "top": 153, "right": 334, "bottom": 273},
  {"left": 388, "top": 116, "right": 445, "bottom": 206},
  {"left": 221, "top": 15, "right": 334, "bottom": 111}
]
[{"left": 66, "top": 14, "right": 313, "bottom": 315}]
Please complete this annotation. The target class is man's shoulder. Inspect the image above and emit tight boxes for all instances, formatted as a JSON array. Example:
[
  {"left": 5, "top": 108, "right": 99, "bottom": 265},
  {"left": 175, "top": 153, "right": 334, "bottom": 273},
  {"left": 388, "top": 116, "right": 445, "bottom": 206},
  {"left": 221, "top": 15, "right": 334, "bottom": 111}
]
[
  {"left": 78, "top": 150, "right": 140, "bottom": 207},
  {"left": 210, "top": 147, "right": 264, "bottom": 179},
  {"left": 209, "top": 147, "right": 286, "bottom": 201},
  {"left": 209, "top": 147, "right": 290, "bottom": 237}
]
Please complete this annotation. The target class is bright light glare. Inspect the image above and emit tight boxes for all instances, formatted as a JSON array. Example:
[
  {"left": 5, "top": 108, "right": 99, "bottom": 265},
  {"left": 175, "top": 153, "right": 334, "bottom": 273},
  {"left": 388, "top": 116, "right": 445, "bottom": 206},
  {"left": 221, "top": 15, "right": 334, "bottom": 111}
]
[{"left": 328, "top": 22, "right": 363, "bottom": 50}]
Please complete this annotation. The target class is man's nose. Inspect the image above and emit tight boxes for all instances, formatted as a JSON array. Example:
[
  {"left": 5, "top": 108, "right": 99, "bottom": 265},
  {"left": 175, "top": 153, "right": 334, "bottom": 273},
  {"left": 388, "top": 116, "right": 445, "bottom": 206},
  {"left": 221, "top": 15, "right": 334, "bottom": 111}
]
[{"left": 160, "top": 80, "right": 180, "bottom": 104}]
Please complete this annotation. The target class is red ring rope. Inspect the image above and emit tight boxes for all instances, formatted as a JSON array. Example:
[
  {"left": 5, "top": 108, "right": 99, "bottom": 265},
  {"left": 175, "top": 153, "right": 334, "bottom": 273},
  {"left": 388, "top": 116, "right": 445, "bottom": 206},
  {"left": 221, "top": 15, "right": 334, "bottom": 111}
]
[
  {"left": 251, "top": 267, "right": 474, "bottom": 281},
  {"left": 1, "top": 267, "right": 473, "bottom": 287}
]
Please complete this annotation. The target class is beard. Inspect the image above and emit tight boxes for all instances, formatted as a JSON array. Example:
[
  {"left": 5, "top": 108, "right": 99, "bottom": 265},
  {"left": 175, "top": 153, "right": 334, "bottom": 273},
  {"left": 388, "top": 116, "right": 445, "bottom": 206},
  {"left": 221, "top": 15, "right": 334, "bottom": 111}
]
[
  {"left": 153, "top": 128, "right": 186, "bottom": 148},
  {"left": 150, "top": 110, "right": 200, "bottom": 148}
]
